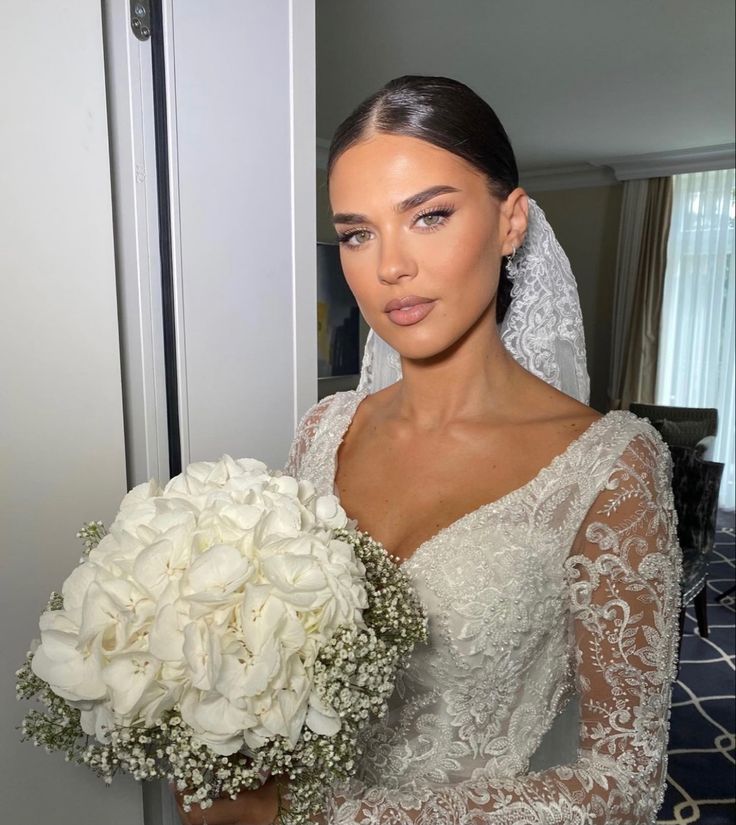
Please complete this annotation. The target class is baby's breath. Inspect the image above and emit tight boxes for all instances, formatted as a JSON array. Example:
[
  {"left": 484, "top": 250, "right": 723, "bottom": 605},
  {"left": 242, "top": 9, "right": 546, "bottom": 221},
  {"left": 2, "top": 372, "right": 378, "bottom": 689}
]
[
  {"left": 17, "top": 517, "right": 428, "bottom": 824},
  {"left": 76, "top": 520, "right": 107, "bottom": 560}
]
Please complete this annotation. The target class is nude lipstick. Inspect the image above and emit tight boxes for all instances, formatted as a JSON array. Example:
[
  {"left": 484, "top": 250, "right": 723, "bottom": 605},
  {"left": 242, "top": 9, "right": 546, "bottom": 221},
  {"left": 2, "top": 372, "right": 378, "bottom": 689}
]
[{"left": 384, "top": 295, "right": 436, "bottom": 326}]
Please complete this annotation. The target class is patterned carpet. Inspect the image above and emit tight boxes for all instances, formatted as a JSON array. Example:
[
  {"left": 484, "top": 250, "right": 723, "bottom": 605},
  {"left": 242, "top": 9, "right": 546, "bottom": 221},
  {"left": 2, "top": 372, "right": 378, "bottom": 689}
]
[{"left": 657, "top": 509, "right": 736, "bottom": 824}]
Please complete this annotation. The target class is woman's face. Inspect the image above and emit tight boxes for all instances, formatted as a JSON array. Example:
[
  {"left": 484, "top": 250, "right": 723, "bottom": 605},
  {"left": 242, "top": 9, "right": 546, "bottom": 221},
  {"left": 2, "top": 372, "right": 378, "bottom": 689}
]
[{"left": 329, "top": 132, "right": 524, "bottom": 361}]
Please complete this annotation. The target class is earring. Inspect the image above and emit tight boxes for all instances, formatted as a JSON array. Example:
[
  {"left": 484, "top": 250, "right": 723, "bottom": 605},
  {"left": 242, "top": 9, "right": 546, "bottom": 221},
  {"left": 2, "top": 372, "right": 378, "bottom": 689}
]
[{"left": 508, "top": 246, "right": 517, "bottom": 261}]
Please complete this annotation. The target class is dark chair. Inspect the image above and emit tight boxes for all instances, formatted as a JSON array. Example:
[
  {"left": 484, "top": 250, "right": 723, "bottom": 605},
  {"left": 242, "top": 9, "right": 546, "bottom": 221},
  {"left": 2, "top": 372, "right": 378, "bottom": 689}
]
[
  {"left": 668, "top": 445, "right": 723, "bottom": 653},
  {"left": 629, "top": 403, "right": 718, "bottom": 457},
  {"left": 628, "top": 404, "right": 724, "bottom": 659}
]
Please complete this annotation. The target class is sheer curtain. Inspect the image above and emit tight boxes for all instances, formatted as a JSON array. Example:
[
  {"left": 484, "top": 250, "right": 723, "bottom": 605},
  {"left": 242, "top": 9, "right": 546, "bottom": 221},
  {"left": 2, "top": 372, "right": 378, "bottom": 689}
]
[{"left": 656, "top": 169, "right": 735, "bottom": 510}]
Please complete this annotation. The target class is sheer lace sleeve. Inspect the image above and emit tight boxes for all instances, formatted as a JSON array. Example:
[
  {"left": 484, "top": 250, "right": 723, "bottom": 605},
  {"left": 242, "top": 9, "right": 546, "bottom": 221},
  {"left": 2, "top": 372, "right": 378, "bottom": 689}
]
[
  {"left": 283, "top": 395, "right": 336, "bottom": 478},
  {"left": 319, "top": 427, "right": 683, "bottom": 824}
]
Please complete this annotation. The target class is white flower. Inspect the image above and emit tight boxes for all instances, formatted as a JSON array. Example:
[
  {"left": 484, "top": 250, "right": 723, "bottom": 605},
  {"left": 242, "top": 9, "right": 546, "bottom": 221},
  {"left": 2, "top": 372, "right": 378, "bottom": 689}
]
[
  {"left": 102, "top": 652, "right": 162, "bottom": 716},
  {"left": 268, "top": 474, "right": 300, "bottom": 498},
  {"left": 182, "top": 619, "right": 222, "bottom": 690},
  {"left": 182, "top": 544, "right": 254, "bottom": 605},
  {"left": 314, "top": 495, "right": 348, "bottom": 529},
  {"left": 77, "top": 580, "right": 129, "bottom": 649},
  {"left": 259, "top": 682, "right": 308, "bottom": 746},
  {"left": 148, "top": 602, "right": 188, "bottom": 662},
  {"left": 216, "top": 643, "right": 281, "bottom": 702},
  {"left": 255, "top": 506, "right": 302, "bottom": 544},
  {"left": 80, "top": 704, "right": 116, "bottom": 742},
  {"left": 180, "top": 689, "right": 255, "bottom": 755},
  {"left": 239, "top": 584, "right": 290, "bottom": 653},
  {"left": 27, "top": 454, "right": 382, "bottom": 754},
  {"left": 31, "top": 614, "right": 106, "bottom": 702},
  {"left": 260, "top": 554, "right": 330, "bottom": 609},
  {"left": 60, "top": 563, "right": 101, "bottom": 624}
]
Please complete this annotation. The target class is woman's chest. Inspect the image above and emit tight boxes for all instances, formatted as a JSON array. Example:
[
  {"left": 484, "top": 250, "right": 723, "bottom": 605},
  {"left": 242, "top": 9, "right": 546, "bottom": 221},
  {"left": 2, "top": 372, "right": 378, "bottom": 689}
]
[{"left": 333, "top": 413, "right": 590, "bottom": 564}]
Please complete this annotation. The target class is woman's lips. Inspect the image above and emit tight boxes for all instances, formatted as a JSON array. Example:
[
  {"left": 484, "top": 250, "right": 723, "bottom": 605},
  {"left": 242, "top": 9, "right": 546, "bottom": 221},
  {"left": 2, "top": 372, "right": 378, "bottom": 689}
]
[{"left": 386, "top": 300, "right": 436, "bottom": 326}]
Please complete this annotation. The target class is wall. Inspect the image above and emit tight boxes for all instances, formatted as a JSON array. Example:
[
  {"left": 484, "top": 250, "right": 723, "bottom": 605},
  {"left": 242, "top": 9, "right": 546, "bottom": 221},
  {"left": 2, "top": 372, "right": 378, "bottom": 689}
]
[
  {"left": 317, "top": 167, "right": 335, "bottom": 243},
  {"left": 0, "top": 2, "right": 142, "bottom": 822},
  {"left": 529, "top": 184, "right": 623, "bottom": 412}
]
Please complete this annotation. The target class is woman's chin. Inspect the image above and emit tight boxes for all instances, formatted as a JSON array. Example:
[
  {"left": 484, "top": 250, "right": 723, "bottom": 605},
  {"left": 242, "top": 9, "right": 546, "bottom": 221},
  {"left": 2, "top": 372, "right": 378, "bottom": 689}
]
[{"left": 374, "top": 325, "right": 458, "bottom": 364}]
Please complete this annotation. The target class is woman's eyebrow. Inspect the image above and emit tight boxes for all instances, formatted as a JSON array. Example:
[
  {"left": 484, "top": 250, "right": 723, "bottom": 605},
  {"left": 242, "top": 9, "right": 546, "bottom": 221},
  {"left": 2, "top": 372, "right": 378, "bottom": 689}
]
[{"left": 332, "top": 185, "right": 461, "bottom": 225}]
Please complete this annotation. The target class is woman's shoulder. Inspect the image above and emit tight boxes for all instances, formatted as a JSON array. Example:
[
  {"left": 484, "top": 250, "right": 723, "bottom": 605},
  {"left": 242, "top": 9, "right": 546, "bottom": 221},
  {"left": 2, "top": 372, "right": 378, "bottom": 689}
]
[
  {"left": 539, "top": 386, "right": 662, "bottom": 452},
  {"left": 542, "top": 403, "right": 671, "bottom": 492},
  {"left": 287, "top": 389, "right": 366, "bottom": 465},
  {"left": 294, "top": 387, "right": 364, "bottom": 433},
  {"left": 600, "top": 407, "right": 670, "bottom": 450},
  {"left": 578, "top": 407, "right": 670, "bottom": 462},
  {"left": 581, "top": 409, "right": 675, "bottom": 504}
]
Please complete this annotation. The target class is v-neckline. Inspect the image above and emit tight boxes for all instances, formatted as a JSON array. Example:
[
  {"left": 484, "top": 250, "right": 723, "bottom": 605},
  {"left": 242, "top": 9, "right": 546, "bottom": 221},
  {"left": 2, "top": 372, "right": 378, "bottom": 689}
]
[{"left": 329, "top": 388, "right": 627, "bottom": 571}]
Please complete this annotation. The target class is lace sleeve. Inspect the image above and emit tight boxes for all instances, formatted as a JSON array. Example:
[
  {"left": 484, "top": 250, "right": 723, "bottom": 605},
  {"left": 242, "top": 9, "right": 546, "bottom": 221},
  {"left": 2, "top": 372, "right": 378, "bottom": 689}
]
[
  {"left": 283, "top": 395, "right": 336, "bottom": 478},
  {"left": 319, "top": 428, "right": 683, "bottom": 824}
]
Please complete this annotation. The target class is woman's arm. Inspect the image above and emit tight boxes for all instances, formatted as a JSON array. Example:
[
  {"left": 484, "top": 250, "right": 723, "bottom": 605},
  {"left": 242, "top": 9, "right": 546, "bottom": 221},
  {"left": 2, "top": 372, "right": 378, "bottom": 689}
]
[{"left": 320, "top": 427, "right": 683, "bottom": 824}]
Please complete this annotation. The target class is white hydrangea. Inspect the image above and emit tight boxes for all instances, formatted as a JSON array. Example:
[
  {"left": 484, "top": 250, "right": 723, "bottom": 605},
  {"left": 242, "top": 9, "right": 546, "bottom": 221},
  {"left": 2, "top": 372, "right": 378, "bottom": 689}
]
[{"left": 30, "top": 456, "right": 368, "bottom": 755}]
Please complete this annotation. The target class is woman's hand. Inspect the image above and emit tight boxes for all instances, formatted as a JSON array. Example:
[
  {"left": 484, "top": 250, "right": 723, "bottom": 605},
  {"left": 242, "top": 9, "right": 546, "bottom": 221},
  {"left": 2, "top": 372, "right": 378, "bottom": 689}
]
[{"left": 172, "top": 775, "right": 288, "bottom": 825}]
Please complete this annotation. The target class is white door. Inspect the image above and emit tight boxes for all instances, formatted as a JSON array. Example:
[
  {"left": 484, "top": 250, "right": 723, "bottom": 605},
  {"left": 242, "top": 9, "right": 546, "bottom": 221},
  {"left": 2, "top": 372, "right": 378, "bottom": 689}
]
[
  {"left": 104, "top": 1, "right": 317, "bottom": 822},
  {"left": 108, "top": 0, "right": 317, "bottom": 478},
  {"left": 161, "top": 0, "right": 317, "bottom": 469}
]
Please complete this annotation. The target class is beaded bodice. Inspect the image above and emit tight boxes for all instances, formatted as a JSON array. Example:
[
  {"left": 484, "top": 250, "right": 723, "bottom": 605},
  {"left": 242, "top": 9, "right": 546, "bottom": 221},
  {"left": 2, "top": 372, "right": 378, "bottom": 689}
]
[{"left": 284, "top": 389, "right": 682, "bottom": 824}]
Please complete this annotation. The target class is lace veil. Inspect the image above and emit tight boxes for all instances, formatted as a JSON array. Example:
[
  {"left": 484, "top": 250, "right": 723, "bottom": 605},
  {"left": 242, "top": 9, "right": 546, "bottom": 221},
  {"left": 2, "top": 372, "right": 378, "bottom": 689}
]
[{"left": 355, "top": 198, "right": 591, "bottom": 404}]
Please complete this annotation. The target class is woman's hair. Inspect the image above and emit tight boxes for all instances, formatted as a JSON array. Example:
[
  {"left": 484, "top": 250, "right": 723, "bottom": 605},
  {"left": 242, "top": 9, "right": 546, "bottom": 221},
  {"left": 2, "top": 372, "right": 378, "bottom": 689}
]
[{"left": 327, "top": 75, "right": 520, "bottom": 324}]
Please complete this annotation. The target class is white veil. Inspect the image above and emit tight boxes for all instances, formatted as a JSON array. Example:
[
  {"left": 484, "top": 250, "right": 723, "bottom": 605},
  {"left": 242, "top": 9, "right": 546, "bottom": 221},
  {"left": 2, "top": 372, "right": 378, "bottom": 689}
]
[{"left": 355, "top": 198, "right": 591, "bottom": 405}]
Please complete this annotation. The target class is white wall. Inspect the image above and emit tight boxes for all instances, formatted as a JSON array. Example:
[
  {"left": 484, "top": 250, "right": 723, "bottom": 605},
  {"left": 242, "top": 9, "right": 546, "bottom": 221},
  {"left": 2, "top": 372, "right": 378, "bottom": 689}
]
[
  {"left": 0, "top": 2, "right": 142, "bottom": 823},
  {"left": 0, "top": 4, "right": 316, "bottom": 822}
]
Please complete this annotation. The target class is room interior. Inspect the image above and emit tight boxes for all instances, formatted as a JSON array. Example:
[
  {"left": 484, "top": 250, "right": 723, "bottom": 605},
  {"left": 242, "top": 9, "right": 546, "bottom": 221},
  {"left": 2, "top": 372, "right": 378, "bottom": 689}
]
[
  {"left": 1, "top": 3, "right": 733, "bottom": 823},
  {"left": 312, "top": 6, "right": 736, "bottom": 819},
  {"left": 313, "top": 0, "right": 733, "bottom": 413}
]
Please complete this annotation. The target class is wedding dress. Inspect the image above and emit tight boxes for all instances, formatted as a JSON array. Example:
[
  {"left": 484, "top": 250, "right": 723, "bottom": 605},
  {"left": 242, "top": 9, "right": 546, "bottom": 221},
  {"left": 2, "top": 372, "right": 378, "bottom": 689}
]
[
  {"left": 284, "top": 388, "right": 681, "bottom": 824},
  {"left": 282, "top": 200, "right": 682, "bottom": 824}
]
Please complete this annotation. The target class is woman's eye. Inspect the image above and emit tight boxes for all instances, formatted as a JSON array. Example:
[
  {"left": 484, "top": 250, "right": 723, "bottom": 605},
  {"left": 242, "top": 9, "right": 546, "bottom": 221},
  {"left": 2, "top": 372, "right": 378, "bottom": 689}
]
[
  {"left": 337, "top": 229, "right": 372, "bottom": 248},
  {"left": 414, "top": 206, "right": 454, "bottom": 230}
]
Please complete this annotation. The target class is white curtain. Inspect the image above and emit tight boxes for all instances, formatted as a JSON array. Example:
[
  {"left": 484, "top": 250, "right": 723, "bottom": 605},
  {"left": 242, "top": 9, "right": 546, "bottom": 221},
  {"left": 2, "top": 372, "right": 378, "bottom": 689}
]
[{"left": 656, "top": 169, "right": 735, "bottom": 510}]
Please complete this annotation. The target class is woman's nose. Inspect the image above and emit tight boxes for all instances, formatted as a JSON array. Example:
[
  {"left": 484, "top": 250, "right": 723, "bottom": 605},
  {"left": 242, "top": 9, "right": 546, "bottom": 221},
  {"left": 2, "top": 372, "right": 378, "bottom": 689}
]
[{"left": 376, "top": 234, "right": 417, "bottom": 285}]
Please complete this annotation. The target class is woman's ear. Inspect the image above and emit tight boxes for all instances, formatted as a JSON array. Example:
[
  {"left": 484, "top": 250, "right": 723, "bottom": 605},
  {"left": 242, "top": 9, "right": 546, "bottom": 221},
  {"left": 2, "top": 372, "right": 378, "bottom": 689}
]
[{"left": 500, "top": 188, "right": 529, "bottom": 256}]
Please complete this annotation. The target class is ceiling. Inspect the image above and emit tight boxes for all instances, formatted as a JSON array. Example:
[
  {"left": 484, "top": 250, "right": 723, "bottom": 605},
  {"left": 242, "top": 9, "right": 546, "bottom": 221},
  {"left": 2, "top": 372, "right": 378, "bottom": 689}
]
[{"left": 315, "top": 0, "right": 735, "bottom": 175}]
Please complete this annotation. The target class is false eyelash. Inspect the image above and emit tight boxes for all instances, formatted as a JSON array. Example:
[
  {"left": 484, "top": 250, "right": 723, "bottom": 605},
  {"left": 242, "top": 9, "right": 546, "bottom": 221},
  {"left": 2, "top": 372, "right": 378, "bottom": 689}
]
[
  {"left": 415, "top": 204, "right": 455, "bottom": 221},
  {"left": 336, "top": 228, "right": 367, "bottom": 245}
]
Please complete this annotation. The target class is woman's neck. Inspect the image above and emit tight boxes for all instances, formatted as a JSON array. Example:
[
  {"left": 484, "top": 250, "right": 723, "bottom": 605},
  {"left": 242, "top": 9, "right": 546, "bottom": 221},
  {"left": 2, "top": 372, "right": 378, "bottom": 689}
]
[{"left": 389, "top": 319, "right": 522, "bottom": 431}]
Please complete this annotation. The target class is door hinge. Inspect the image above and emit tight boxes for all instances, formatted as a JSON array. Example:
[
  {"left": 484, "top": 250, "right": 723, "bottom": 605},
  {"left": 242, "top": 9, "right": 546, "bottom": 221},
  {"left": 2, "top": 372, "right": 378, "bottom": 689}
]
[{"left": 130, "top": 0, "right": 152, "bottom": 41}]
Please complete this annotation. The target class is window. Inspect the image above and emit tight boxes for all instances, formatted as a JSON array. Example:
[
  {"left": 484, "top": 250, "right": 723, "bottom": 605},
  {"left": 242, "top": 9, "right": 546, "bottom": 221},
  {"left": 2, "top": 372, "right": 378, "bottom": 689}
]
[{"left": 656, "top": 169, "right": 735, "bottom": 510}]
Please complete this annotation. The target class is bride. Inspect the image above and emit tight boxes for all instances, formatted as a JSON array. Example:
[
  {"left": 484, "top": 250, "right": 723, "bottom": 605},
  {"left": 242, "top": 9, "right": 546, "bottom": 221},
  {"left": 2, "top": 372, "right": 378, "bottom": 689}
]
[{"left": 175, "top": 75, "right": 682, "bottom": 825}]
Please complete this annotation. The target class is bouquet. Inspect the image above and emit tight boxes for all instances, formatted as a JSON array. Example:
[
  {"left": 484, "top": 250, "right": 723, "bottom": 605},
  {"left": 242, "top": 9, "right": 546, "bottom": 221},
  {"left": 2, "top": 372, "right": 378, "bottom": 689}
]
[{"left": 16, "top": 456, "right": 427, "bottom": 823}]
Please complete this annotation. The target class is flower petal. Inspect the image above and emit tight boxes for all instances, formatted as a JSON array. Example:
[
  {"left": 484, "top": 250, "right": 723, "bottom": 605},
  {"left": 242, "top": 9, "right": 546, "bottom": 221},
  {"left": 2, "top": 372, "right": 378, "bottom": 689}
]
[{"left": 102, "top": 652, "right": 160, "bottom": 716}]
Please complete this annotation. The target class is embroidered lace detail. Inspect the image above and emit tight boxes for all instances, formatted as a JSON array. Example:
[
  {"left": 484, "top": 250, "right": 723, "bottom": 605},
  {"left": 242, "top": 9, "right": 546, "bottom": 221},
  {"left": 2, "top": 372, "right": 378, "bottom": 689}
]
[
  {"left": 500, "top": 199, "right": 591, "bottom": 405},
  {"left": 285, "top": 392, "right": 682, "bottom": 824},
  {"left": 284, "top": 394, "right": 339, "bottom": 479}
]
